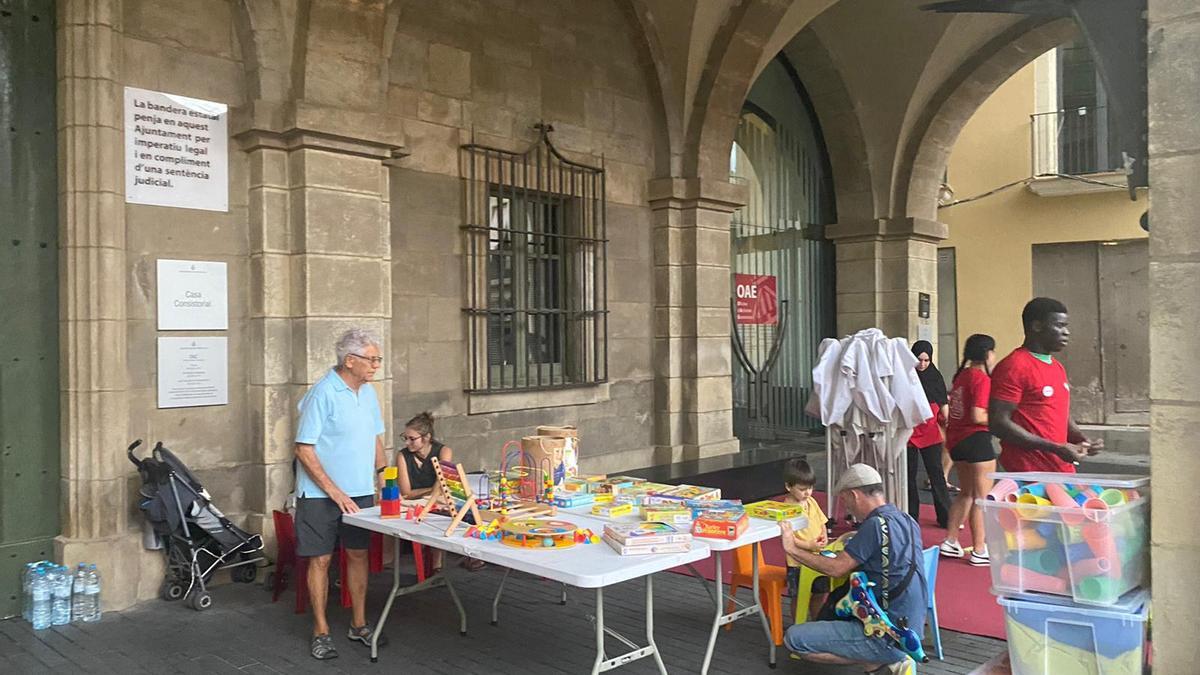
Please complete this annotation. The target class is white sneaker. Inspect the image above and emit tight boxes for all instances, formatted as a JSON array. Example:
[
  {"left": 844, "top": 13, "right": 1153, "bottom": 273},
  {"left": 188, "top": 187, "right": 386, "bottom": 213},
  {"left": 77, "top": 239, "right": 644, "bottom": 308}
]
[
  {"left": 969, "top": 549, "right": 990, "bottom": 566},
  {"left": 939, "top": 540, "right": 964, "bottom": 558}
]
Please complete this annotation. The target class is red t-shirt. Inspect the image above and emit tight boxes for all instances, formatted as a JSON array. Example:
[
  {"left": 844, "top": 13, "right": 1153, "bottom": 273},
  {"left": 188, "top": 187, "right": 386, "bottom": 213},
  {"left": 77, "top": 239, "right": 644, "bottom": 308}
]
[
  {"left": 990, "top": 348, "right": 1073, "bottom": 473},
  {"left": 908, "top": 401, "right": 943, "bottom": 449},
  {"left": 946, "top": 367, "right": 991, "bottom": 450}
]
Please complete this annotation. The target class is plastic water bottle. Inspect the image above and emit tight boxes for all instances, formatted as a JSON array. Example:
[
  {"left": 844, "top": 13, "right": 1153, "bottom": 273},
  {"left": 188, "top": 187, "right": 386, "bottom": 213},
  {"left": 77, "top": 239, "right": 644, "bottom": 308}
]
[
  {"left": 51, "top": 565, "right": 73, "bottom": 625},
  {"left": 72, "top": 564, "right": 89, "bottom": 623},
  {"left": 82, "top": 564, "right": 101, "bottom": 623},
  {"left": 22, "top": 563, "right": 37, "bottom": 622},
  {"left": 30, "top": 568, "right": 51, "bottom": 630}
]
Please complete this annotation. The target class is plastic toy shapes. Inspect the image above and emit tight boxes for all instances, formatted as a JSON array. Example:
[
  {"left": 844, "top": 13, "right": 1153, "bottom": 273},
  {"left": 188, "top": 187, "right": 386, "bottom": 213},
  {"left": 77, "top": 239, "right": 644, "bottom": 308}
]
[
  {"left": 380, "top": 466, "right": 402, "bottom": 518},
  {"left": 835, "top": 572, "right": 928, "bottom": 663}
]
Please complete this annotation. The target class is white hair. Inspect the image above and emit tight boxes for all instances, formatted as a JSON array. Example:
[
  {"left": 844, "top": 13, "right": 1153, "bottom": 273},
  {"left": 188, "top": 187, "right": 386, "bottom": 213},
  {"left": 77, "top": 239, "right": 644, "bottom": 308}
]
[{"left": 334, "top": 328, "right": 381, "bottom": 366}]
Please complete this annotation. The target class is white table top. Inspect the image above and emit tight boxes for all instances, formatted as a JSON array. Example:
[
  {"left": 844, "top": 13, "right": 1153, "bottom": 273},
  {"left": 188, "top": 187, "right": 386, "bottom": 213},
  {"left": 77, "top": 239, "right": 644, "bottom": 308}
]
[
  {"left": 560, "top": 506, "right": 806, "bottom": 552},
  {"left": 344, "top": 507, "right": 711, "bottom": 589}
]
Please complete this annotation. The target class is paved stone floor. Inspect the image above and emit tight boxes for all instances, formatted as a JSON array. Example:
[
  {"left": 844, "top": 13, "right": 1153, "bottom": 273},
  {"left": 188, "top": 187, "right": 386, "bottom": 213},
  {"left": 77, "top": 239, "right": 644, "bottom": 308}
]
[{"left": 0, "top": 559, "right": 1005, "bottom": 674}]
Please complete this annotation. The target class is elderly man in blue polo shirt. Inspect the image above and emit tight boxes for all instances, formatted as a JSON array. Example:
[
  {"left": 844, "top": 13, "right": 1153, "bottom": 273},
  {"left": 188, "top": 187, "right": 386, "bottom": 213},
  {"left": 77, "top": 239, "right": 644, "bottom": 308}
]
[
  {"left": 294, "top": 328, "right": 388, "bottom": 660},
  {"left": 780, "top": 464, "right": 926, "bottom": 675}
]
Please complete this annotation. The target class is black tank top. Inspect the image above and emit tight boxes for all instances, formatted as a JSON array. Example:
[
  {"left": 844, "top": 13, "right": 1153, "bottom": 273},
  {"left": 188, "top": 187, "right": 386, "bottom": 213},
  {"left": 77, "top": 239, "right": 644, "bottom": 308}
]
[{"left": 401, "top": 441, "right": 444, "bottom": 490}]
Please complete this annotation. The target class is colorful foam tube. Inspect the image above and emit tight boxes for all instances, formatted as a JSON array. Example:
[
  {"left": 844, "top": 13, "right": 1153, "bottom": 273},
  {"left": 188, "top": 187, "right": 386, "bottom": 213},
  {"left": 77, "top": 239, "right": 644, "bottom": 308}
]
[
  {"left": 1098, "top": 489, "right": 1127, "bottom": 507},
  {"left": 1065, "top": 541, "right": 1095, "bottom": 564},
  {"left": 1012, "top": 548, "right": 1064, "bottom": 576},
  {"left": 1045, "top": 483, "right": 1086, "bottom": 525},
  {"left": 1017, "top": 493, "right": 1051, "bottom": 519},
  {"left": 987, "top": 478, "right": 1020, "bottom": 501},
  {"left": 1082, "top": 522, "right": 1123, "bottom": 579},
  {"left": 1001, "top": 563, "right": 1068, "bottom": 595},
  {"left": 997, "top": 506, "right": 1022, "bottom": 532},
  {"left": 1005, "top": 528, "right": 1048, "bottom": 551},
  {"left": 1020, "top": 484, "right": 1048, "bottom": 499},
  {"left": 1076, "top": 576, "right": 1122, "bottom": 603},
  {"left": 1070, "top": 557, "right": 1115, "bottom": 579}
]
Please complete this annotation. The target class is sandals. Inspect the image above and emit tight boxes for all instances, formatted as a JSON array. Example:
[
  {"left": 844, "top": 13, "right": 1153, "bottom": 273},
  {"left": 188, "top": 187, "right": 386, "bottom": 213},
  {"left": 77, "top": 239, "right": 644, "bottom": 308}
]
[
  {"left": 459, "top": 556, "right": 486, "bottom": 572},
  {"left": 310, "top": 634, "right": 338, "bottom": 660}
]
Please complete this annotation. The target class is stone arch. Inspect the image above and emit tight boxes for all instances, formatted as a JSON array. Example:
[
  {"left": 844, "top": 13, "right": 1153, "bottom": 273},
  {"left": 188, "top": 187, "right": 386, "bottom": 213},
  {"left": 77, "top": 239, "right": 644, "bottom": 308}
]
[
  {"left": 896, "top": 17, "right": 1079, "bottom": 220},
  {"left": 616, "top": 0, "right": 683, "bottom": 178}
]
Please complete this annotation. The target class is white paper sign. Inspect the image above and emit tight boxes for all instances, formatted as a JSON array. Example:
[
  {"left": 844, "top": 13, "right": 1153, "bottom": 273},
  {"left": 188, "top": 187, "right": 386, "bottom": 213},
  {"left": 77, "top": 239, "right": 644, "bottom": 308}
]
[
  {"left": 158, "top": 337, "right": 229, "bottom": 409},
  {"left": 157, "top": 259, "right": 228, "bottom": 330},
  {"left": 125, "top": 87, "right": 228, "bottom": 211}
]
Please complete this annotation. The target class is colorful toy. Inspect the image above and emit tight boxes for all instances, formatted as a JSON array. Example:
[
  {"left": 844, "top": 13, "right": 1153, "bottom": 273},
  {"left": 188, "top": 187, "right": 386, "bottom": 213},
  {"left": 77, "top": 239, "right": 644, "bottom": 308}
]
[
  {"left": 379, "top": 466, "right": 402, "bottom": 518},
  {"left": 603, "top": 522, "right": 692, "bottom": 546},
  {"left": 642, "top": 507, "right": 693, "bottom": 525},
  {"left": 591, "top": 501, "right": 634, "bottom": 518},
  {"left": 499, "top": 518, "right": 582, "bottom": 549},
  {"left": 745, "top": 500, "right": 806, "bottom": 521},
  {"left": 835, "top": 571, "right": 928, "bottom": 663},
  {"left": 692, "top": 509, "right": 748, "bottom": 540},
  {"left": 416, "top": 458, "right": 483, "bottom": 536}
]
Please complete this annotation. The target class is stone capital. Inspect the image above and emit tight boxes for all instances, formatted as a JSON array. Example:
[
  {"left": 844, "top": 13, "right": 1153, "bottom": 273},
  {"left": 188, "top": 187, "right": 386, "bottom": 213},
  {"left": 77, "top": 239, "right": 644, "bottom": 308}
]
[
  {"left": 647, "top": 177, "right": 748, "bottom": 213},
  {"left": 232, "top": 99, "right": 407, "bottom": 161},
  {"left": 825, "top": 217, "right": 949, "bottom": 244}
]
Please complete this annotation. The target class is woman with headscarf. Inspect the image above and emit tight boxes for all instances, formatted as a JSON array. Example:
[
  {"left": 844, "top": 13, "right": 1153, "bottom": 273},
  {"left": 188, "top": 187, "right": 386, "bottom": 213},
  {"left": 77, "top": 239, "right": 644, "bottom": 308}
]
[{"left": 907, "top": 340, "right": 951, "bottom": 528}]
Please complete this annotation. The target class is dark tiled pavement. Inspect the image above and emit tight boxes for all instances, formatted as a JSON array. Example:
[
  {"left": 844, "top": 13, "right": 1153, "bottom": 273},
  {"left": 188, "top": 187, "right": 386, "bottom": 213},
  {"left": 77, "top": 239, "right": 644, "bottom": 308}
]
[{"left": 0, "top": 558, "right": 1005, "bottom": 674}]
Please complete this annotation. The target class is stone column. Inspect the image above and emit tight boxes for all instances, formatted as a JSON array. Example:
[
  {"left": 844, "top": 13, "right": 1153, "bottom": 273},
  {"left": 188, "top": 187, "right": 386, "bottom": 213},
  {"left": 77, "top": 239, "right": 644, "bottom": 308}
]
[
  {"left": 648, "top": 178, "right": 746, "bottom": 463},
  {"left": 826, "top": 217, "right": 947, "bottom": 344},
  {"left": 236, "top": 125, "right": 402, "bottom": 546},
  {"left": 55, "top": 0, "right": 152, "bottom": 609},
  {"left": 1148, "top": 1, "right": 1200, "bottom": 670}
]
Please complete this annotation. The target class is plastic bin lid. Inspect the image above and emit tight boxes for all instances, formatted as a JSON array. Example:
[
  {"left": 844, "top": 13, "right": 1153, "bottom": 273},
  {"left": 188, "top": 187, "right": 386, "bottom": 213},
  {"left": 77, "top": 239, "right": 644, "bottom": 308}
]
[
  {"left": 988, "top": 472, "right": 1149, "bottom": 489},
  {"left": 995, "top": 587, "right": 1150, "bottom": 616}
]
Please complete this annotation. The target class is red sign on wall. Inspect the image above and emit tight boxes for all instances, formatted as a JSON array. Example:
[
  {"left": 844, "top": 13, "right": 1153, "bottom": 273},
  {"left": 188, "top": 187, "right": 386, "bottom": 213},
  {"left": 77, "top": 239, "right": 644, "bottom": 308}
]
[{"left": 734, "top": 274, "right": 778, "bottom": 325}]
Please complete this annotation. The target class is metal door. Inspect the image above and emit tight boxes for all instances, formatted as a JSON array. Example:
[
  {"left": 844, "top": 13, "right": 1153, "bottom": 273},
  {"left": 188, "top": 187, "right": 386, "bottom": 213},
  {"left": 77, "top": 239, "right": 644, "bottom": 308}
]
[
  {"left": 730, "top": 112, "right": 834, "bottom": 440},
  {"left": 0, "top": 0, "right": 60, "bottom": 618}
]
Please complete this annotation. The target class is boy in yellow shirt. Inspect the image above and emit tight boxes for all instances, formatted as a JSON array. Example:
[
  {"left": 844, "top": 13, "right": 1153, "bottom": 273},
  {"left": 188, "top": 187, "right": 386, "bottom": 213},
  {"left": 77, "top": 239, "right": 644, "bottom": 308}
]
[{"left": 781, "top": 458, "right": 829, "bottom": 622}]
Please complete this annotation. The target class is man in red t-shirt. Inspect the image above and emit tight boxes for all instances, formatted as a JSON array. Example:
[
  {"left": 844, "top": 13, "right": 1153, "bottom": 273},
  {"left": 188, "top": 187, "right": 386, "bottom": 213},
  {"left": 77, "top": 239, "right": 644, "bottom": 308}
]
[{"left": 988, "top": 298, "right": 1104, "bottom": 473}]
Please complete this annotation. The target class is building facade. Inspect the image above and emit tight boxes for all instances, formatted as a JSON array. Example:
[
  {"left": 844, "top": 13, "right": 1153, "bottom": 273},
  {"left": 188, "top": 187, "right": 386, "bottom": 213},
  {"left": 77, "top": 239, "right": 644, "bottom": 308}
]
[{"left": 1, "top": 1, "right": 1197, "bottom": 669}]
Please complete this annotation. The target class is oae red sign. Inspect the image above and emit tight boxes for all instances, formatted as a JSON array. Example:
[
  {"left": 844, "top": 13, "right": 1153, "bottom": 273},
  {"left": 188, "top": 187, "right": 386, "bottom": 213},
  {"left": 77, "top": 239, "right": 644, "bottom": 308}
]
[{"left": 734, "top": 274, "right": 778, "bottom": 325}]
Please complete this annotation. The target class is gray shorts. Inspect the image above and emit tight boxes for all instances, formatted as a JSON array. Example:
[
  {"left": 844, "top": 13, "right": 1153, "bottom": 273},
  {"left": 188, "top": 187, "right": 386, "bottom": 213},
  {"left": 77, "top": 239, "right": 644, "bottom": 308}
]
[{"left": 294, "top": 495, "right": 374, "bottom": 557}]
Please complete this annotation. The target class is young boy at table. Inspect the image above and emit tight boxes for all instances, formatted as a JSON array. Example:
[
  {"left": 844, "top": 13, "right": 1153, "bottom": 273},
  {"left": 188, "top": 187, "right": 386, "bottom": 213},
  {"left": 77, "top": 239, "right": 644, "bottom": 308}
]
[{"left": 781, "top": 458, "right": 830, "bottom": 622}]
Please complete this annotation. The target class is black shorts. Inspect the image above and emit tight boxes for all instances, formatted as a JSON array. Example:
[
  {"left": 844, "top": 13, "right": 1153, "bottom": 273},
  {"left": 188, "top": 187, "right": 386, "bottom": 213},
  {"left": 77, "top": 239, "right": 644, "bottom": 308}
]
[
  {"left": 950, "top": 431, "right": 996, "bottom": 463},
  {"left": 294, "top": 495, "right": 374, "bottom": 557}
]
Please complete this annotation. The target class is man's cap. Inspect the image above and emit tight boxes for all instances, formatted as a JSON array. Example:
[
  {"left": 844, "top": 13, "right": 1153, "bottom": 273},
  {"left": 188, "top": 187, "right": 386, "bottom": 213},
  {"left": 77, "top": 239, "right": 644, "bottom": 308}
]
[{"left": 834, "top": 463, "right": 882, "bottom": 493}]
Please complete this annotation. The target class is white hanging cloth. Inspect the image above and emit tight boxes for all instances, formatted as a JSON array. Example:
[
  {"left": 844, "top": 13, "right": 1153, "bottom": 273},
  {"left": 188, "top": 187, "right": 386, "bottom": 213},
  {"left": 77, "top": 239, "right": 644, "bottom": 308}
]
[{"left": 807, "top": 328, "right": 932, "bottom": 521}]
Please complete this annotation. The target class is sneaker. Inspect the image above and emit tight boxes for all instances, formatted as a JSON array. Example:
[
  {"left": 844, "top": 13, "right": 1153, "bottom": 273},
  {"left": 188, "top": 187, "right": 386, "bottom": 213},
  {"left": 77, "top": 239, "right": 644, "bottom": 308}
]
[
  {"left": 939, "top": 540, "right": 964, "bottom": 558},
  {"left": 969, "top": 550, "right": 990, "bottom": 567},
  {"left": 347, "top": 623, "right": 388, "bottom": 647},
  {"left": 310, "top": 634, "right": 338, "bottom": 660}
]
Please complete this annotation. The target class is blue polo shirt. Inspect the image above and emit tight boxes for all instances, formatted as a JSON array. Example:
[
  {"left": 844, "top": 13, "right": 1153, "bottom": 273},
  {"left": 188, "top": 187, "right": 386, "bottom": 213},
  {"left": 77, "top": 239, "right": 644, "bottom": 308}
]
[
  {"left": 295, "top": 368, "right": 386, "bottom": 499},
  {"left": 844, "top": 504, "right": 927, "bottom": 634}
]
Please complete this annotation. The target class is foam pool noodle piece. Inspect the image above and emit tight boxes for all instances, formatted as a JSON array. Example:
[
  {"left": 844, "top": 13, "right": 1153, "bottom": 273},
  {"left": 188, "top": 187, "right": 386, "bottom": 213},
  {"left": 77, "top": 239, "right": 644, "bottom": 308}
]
[
  {"left": 987, "top": 478, "right": 1020, "bottom": 501},
  {"left": 1020, "top": 483, "right": 1048, "bottom": 499},
  {"left": 1045, "top": 483, "right": 1086, "bottom": 526},
  {"left": 1007, "top": 548, "right": 1063, "bottom": 576},
  {"left": 1070, "top": 557, "right": 1113, "bottom": 579},
  {"left": 1000, "top": 563, "right": 1068, "bottom": 594},
  {"left": 1065, "top": 541, "right": 1096, "bottom": 564},
  {"left": 1033, "top": 521, "right": 1062, "bottom": 541},
  {"left": 1077, "top": 576, "right": 1122, "bottom": 603},
  {"left": 997, "top": 507, "right": 1022, "bottom": 533},
  {"left": 1099, "top": 489, "right": 1127, "bottom": 507},
  {"left": 1082, "top": 521, "right": 1122, "bottom": 579},
  {"left": 1072, "top": 492, "right": 1090, "bottom": 506},
  {"left": 1016, "top": 493, "right": 1051, "bottom": 519},
  {"left": 1124, "top": 489, "right": 1141, "bottom": 501},
  {"left": 1005, "top": 528, "right": 1048, "bottom": 551},
  {"left": 1082, "top": 498, "right": 1109, "bottom": 522}
]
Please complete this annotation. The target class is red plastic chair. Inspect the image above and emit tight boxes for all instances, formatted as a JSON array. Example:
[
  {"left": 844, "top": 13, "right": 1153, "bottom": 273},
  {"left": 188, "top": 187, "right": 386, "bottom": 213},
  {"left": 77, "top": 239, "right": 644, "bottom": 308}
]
[
  {"left": 272, "top": 509, "right": 384, "bottom": 613},
  {"left": 725, "top": 543, "right": 788, "bottom": 645}
]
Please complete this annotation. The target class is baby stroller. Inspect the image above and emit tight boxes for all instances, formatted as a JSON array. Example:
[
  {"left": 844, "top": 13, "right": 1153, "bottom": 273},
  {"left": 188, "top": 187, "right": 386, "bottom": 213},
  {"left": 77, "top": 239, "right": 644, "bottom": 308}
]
[{"left": 129, "top": 439, "right": 266, "bottom": 610}]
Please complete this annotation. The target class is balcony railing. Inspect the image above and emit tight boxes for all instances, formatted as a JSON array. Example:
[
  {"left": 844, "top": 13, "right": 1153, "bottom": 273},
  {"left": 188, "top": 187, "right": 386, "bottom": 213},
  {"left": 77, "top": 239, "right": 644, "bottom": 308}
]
[{"left": 1031, "top": 106, "right": 1124, "bottom": 177}]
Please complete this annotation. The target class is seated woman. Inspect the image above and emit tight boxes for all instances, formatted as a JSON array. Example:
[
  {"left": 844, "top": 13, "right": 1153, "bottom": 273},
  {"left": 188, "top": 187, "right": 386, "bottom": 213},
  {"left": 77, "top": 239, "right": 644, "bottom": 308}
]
[{"left": 396, "top": 411, "right": 484, "bottom": 572}]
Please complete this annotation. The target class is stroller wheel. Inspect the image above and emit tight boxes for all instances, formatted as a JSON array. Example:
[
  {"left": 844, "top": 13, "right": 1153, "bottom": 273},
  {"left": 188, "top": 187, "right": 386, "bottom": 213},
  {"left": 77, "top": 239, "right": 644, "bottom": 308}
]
[
  {"left": 189, "top": 591, "right": 213, "bottom": 611},
  {"left": 231, "top": 565, "right": 257, "bottom": 584},
  {"left": 160, "top": 581, "right": 186, "bottom": 602}
]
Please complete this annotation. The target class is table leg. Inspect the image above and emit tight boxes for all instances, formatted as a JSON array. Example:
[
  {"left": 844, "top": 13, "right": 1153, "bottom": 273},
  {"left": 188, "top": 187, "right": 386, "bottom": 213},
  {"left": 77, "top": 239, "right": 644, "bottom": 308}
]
[
  {"left": 561, "top": 582, "right": 568, "bottom": 606},
  {"left": 591, "top": 586, "right": 606, "bottom": 675},
  {"left": 443, "top": 567, "right": 468, "bottom": 636},
  {"left": 370, "top": 537, "right": 403, "bottom": 663},
  {"left": 700, "top": 552, "right": 724, "bottom": 675},
  {"left": 645, "top": 575, "right": 668, "bottom": 675},
  {"left": 491, "top": 567, "right": 512, "bottom": 626},
  {"left": 752, "top": 544, "right": 777, "bottom": 668},
  {"left": 685, "top": 563, "right": 719, "bottom": 605}
]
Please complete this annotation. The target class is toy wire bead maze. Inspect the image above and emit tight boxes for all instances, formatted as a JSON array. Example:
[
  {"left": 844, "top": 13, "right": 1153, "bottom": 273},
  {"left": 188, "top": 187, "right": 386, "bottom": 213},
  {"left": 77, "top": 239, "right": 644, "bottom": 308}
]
[
  {"left": 416, "top": 458, "right": 483, "bottom": 537},
  {"left": 478, "top": 440, "right": 556, "bottom": 522}
]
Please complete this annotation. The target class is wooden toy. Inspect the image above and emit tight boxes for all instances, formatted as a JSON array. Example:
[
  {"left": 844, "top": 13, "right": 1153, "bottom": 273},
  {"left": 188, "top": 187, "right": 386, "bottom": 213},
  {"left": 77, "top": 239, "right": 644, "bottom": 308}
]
[
  {"left": 591, "top": 501, "right": 634, "bottom": 518},
  {"left": 499, "top": 518, "right": 582, "bottom": 549},
  {"left": 416, "top": 458, "right": 483, "bottom": 536},
  {"left": 380, "top": 466, "right": 403, "bottom": 518},
  {"left": 746, "top": 500, "right": 806, "bottom": 521},
  {"left": 692, "top": 509, "right": 749, "bottom": 540}
]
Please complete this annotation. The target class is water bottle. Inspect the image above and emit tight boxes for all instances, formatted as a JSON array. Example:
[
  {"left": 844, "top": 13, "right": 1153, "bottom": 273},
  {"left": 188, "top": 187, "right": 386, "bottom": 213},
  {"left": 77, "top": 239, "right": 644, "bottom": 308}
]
[
  {"left": 72, "top": 564, "right": 89, "bottom": 623},
  {"left": 22, "top": 563, "right": 36, "bottom": 622},
  {"left": 30, "top": 568, "right": 51, "bottom": 630},
  {"left": 51, "top": 565, "right": 72, "bottom": 625},
  {"left": 82, "top": 564, "right": 102, "bottom": 623}
]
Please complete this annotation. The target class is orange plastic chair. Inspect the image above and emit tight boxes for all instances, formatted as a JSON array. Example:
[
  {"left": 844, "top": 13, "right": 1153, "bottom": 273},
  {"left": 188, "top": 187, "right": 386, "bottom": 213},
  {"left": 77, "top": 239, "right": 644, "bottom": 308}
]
[
  {"left": 725, "top": 543, "right": 788, "bottom": 645},
  {"left": 272, "top": 509, "right": 384, "bottom": 613}
]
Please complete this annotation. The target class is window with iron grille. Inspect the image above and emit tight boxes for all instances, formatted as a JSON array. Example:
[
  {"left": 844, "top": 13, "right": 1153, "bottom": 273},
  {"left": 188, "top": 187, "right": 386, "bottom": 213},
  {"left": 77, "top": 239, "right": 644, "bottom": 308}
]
[{"left": 461, "top": 124, "right": 608, "bottom": 392}]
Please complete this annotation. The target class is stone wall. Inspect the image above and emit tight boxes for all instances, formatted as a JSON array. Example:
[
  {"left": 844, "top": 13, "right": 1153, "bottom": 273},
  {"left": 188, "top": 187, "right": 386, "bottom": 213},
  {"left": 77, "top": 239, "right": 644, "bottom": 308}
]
[{"left": 385, "top": 0, "right": 660, "bottom": 473}]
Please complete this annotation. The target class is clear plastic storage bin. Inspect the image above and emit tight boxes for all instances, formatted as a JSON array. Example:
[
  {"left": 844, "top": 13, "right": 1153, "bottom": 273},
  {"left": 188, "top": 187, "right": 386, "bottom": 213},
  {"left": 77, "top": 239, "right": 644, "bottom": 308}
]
[
  {"left": 998, "top": 589, "right": 1149, "bottom": 675},
  {"left": 979, "top": 473, "right": 1149, "bottom": 606}
]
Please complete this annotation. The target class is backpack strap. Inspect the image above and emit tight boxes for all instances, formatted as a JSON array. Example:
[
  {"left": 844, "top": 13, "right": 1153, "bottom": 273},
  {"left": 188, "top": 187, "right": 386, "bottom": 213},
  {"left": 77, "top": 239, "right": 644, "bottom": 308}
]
[{"left": 875, "top": 514, "right": 926, "bottom": 611}]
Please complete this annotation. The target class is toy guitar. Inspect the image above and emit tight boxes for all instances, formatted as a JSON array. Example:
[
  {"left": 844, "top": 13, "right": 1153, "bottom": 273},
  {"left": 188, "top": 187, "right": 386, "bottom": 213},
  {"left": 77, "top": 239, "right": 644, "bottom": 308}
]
[{"left": 835, "top": 572, "right": 928, "bottom": 663}]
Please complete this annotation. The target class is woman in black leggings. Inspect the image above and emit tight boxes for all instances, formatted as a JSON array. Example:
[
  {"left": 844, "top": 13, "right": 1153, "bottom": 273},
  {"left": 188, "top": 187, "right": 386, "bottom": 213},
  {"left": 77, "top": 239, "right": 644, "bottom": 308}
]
[{"left": 907, "top": 340, "right": 951, "bottom": 528}]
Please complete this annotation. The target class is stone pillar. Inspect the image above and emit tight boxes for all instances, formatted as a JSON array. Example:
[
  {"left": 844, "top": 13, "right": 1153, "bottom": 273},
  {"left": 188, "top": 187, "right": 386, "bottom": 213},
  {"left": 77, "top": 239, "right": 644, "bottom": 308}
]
[
  {"left": 55, "top": 0, "right": 154, "bottom": 609},
  {"left": 648, "top": 178, "right": 746, "bottom": 463},
  {"left": 826, "top": 217, "right": 947, "bottom": 344},
  {"left": 236, "top": 125, "right": 402, "bottom": 547},
  {"left": 1148, "top": 1, "right": 1200, "bottom": 670}
]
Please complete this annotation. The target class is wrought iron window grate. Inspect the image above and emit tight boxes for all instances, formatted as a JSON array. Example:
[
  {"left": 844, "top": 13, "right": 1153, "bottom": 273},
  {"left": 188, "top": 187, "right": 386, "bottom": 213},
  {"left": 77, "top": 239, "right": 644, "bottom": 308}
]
[{"left": 461, "top": 123, "right": 608, "bottom": 393}]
